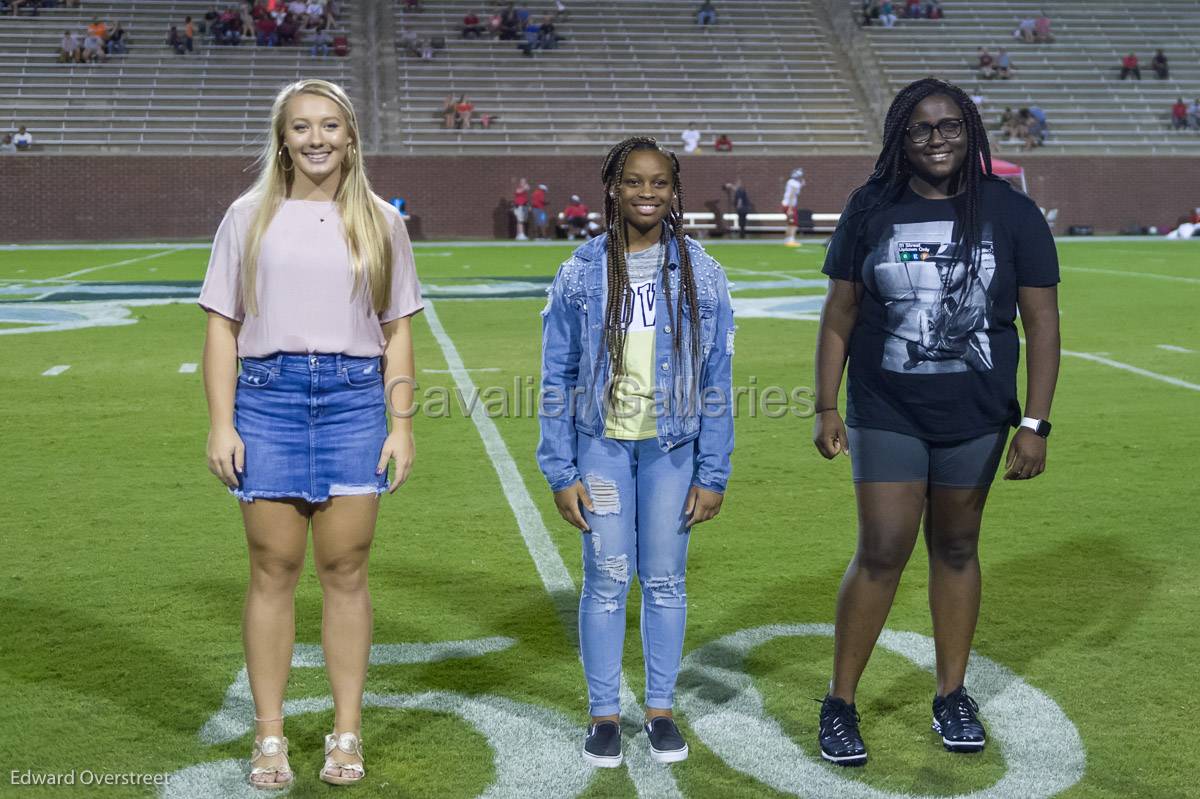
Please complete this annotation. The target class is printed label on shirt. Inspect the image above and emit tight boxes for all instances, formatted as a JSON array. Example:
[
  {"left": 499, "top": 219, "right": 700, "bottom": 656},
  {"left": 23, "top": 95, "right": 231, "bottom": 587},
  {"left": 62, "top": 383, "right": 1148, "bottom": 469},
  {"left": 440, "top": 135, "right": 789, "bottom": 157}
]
[{"left": 626, "top": 280, "right": 657, "bottom": 331}]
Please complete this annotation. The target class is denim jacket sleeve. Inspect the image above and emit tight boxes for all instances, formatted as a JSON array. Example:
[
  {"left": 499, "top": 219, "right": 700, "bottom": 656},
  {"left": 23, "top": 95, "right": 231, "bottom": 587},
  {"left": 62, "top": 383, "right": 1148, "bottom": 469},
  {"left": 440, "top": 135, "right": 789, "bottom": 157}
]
[
  {"left": 536, "top": 262, "right": 582, "bottom": 492},
  {"left": 694, "top": 264, "right": 735, "bottom": 493}
]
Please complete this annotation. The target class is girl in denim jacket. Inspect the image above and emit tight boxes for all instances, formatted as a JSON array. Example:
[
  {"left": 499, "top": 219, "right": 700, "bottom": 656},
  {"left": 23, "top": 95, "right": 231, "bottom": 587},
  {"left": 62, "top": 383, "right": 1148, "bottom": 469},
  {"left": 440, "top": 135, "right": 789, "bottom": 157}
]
[{"left": 537, "top": 137, "right": 735, "bottom": 768}]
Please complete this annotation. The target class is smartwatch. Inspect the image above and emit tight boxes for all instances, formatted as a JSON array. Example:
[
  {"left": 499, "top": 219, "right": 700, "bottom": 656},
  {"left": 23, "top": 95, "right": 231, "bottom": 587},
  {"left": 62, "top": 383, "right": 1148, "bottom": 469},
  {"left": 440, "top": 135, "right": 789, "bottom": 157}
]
[{"left": 1019, "top": 417, "right": 1052, "bottom": 438}]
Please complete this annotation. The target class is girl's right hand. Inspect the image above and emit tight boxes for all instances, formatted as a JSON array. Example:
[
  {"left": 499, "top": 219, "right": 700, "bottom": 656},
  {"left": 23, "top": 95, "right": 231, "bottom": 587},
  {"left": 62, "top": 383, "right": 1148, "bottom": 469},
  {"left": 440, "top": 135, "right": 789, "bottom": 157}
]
[
  {"left": 813, "top": 410, "right": 850, "bottom": 459},
  {"left": 207, "top": 424, "right": 245, "bottom": 488},
  {"left": 553, "top": 481, "right": 594, "bottom": 532}
]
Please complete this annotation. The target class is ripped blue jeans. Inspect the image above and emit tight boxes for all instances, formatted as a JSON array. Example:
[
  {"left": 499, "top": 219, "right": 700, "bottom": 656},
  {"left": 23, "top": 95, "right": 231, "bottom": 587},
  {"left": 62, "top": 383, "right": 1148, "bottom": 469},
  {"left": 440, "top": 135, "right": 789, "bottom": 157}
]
[{"left": 577, "top": 431, "right": 693, "bottom": 716}]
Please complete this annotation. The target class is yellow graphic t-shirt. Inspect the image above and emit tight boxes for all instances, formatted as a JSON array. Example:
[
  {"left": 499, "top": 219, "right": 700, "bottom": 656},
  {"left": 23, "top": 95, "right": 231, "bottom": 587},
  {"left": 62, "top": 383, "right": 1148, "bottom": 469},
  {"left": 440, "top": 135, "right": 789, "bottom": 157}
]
[{"left": 605, "top": 243, "right": 663, "bottom": 440}]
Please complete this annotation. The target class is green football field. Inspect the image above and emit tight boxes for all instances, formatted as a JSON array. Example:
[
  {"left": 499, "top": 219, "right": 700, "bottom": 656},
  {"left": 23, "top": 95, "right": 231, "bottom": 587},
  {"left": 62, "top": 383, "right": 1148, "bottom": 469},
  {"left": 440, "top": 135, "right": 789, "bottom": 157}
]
[{"left": 0, "top": 238, "right": 1196, "bottom": 799}]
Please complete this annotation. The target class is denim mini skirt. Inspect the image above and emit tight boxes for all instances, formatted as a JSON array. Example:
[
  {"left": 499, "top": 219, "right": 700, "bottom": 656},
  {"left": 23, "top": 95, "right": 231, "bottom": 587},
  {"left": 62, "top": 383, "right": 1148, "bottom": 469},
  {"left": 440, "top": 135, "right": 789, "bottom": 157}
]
[{"left": 232, "top": 353, "right": 389, "bottom": 503}]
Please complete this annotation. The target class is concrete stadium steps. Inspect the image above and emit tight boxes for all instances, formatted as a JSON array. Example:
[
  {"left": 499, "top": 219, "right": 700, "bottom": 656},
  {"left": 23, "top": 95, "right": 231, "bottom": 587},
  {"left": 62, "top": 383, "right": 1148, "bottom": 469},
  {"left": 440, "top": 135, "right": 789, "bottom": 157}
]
[
  {"left": 850, "top": 0, "right": 1200, "bottom": 152},
  {"left": 0, "top": 0, "right": 355, "bottom": 151},
  {"left": 391, "top": 0, "right": 870, "bottom": 154}
]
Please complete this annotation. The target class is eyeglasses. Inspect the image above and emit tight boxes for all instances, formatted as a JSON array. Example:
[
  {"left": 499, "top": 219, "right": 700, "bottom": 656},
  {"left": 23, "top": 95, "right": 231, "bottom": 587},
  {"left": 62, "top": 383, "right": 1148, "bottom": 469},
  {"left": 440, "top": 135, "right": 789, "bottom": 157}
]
[{"left": 906, "top": 118, "right": 964, "bottom": 144}]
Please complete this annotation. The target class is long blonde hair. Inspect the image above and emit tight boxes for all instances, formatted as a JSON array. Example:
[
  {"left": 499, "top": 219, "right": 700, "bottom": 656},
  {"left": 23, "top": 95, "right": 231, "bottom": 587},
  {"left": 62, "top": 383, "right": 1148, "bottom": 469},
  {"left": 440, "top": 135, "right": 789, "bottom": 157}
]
[{"left": 239, "top": 79, "right": 393, "bottom": 316}]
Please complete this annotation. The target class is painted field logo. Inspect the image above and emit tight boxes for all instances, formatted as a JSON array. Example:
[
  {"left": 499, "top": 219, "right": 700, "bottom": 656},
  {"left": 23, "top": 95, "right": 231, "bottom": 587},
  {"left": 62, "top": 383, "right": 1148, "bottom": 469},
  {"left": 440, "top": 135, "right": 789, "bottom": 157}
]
[{"left": 676, "top": 624, "right": 1086, "bottom": 799}]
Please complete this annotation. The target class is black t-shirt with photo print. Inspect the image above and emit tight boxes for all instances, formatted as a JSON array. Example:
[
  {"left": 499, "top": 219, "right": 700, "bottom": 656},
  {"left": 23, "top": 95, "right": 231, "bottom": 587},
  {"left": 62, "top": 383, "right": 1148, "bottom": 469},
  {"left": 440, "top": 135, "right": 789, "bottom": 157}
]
[{"left": 822, "top": 178, "right": 1059, "bottom": 442}]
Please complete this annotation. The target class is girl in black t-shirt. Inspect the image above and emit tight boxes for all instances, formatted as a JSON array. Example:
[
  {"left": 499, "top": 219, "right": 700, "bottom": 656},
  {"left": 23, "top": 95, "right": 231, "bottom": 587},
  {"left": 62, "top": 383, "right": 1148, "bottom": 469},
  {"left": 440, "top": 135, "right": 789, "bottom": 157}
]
[{"left": 811, "top": 78, "right": 1061, "bottom": 766}]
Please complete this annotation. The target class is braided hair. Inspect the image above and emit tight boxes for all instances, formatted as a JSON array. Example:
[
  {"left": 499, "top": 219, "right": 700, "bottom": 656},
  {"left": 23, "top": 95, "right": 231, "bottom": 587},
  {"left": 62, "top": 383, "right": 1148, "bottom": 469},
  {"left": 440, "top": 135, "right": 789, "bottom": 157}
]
[
  {"left": 599, "top": 136, "right": 701, "bottom": 405},
  {"left": 833, "top": 77, "right": 998, "bottom": 279}
]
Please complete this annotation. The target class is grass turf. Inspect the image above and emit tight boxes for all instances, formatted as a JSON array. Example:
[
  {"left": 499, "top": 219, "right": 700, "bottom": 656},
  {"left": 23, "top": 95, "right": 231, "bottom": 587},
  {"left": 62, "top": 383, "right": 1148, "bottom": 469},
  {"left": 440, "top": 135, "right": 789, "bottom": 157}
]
[{"left": 0, "top": 239, "right": 1196, "bottom": 798}]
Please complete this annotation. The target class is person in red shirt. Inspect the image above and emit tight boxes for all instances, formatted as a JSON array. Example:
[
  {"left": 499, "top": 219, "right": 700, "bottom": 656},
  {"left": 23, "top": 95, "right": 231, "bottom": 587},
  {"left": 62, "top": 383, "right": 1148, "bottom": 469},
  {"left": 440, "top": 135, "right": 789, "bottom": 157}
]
[
  {"left": 1171, "top": 98, "right": 1188, "bottom": 130},
  {"left": 1120, "top": 53, "right": 1140, "bottom": 80},
  {"left": 454, "top": 94, "right": 474, "bottom": 128},
  {"left": 531, "top": 183, "right": 549, "bottom": 239},
  {"left": 561, "top": 194, "right": 589, "bottom": 239},
  {"left": 513, "top": 177, "right": 530, "bottom": 240},
  {"left": 462, "top": 10, "right": 484, "bottom": 38},
  {"left": 714, "top": 134, "right": 733, "bottom": 152}
]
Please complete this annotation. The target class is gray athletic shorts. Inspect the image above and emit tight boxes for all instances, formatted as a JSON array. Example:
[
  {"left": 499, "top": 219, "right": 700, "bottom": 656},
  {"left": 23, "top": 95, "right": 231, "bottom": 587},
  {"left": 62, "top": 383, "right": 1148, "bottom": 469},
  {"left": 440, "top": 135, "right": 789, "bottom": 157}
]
[{"left": 846, "top": 426, "right": 1008, "bottom": 487}]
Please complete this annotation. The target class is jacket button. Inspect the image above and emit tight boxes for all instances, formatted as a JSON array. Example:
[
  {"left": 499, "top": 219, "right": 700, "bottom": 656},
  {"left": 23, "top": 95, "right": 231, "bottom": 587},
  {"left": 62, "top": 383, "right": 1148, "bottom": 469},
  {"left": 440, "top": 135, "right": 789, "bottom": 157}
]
[
  {"left": 660, "top": 362, "right": 669, "bottom": 371},
  {"left": 663, "top": 325, "right": 671, "bottom": 333}
]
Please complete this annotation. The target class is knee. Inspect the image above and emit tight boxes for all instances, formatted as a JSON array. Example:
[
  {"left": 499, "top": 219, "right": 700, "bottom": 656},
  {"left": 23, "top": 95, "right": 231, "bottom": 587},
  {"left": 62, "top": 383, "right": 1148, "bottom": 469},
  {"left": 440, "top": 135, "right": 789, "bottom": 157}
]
[
  {"left": 855, "top": 533, "right": 913, "bottom": 581},
  {"left": 581, "top": 552, "right": 632, "bottom": 610},
  {"left": 929, "top": 533, "right": 979, "bottom": 571},
  {"left": 315, "top": 548, "right": 370, "bottom": 593},
  {"left": 248, "top": 552, "right": 303, "bottom": 592},
  {"left": 641, "top": 572, "right": 687, "bottom": 609}
]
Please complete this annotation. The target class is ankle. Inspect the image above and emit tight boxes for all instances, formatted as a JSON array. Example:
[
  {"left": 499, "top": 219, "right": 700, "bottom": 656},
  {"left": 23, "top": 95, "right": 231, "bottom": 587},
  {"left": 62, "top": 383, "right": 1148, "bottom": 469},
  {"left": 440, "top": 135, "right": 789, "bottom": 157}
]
[
  {"left": 254, "top": 715, "right": 284, "bottom": 739},
  {"left": 644, "top": 708, "right": 673, "bottom": 722},
  {"left": 590, "top": 714, "right": 620, "bottom": 726}
]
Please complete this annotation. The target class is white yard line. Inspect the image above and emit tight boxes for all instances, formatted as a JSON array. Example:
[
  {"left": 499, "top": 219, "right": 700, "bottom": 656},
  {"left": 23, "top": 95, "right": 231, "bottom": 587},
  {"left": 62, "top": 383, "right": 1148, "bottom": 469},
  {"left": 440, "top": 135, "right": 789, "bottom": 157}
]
[
  {"left": 178, "top": 363, "right": 198, "bottom": 374},
  {"left": 1061, "top": 266, "right": 1200, "bottom": 285},
  {"left": 53, "top": 249, "right": 180, "bottom": 281},
  {"left": 42, "top": 364, "right": 70, "bottom": 376},
  {"left": 424, "top": 300, "right": 683, "bottom": 799},
  {"left": 1157, "top": 344, "right": 1195, "bottom": 354},
  {"left": 1063, "top": 349, "right": 1200, "bottom": 392}
]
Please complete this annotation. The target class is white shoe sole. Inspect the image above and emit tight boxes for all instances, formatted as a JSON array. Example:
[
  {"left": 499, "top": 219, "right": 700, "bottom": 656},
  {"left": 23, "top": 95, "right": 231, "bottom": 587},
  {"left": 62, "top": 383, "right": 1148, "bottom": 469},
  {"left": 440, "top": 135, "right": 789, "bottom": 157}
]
[
  {"left": 582, "top": 748, "right": 623, "bottom": 768},
  {"left": 820, "top": 748, "right": 867, "bottom": 766},
  {"left": 649, "top": 742, "right": 689, "bottom": 764},
  {"left": 932, "top": 719, "right": 986, "bottom": 752}
]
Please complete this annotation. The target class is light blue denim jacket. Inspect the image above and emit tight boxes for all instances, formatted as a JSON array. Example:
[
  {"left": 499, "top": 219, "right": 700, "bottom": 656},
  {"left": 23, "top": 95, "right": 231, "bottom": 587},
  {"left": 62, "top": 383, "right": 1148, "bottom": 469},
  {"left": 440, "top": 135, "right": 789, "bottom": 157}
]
[{"left": 536, "top": 228, "right": 735, "bottom": 494}]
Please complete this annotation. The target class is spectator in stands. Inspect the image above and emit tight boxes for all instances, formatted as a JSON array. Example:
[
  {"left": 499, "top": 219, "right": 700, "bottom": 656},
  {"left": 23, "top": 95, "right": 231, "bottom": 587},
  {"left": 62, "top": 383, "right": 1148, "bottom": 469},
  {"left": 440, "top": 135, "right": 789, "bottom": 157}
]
[
  {"left": 13, "top": 126, "right": 33, "bottom": 149},
  {"left": 902, "top": 0, "right": 920, "bottom": 18},
  {"left": 531, "top": 183, "right": 550, "bottom": 239},
  {"left": 924, "top": 0, "right": 943, "bottom": 19},
  {"left": 462, "top": 10, "right": 485, "bottom": 38},
  {"left": 311, "top": 23, "right": 332, "bottom": 55},
  {"left": 513, "top": 177, "right": 530, "bottom": 240},
  {"left": 203, "top": 6, "right": 219, "bottom": 35},
  {"left": 1018, "top": 107, "right": 1045, "bottom": 149},
  {"left": 1172, "top": 98, "right": 1189, "bottom": 130},
  {"left": 681, "top": 123, "right": 701, "bottom": 154},
  {"left": 184, "top": 16, "right": 196, "bottom": 51},
  {"left": 256, "top": 12, "right": 279, "bottom": 45},
  {"left": 723, "top": 179, "right": 750, "bottom": 237},
  {"left": 537, "top": 15, "right": 559, "bottom": 49},
  {"left": 499, "top": 2, "right": 519, "bottom": 39},
  {"left": 107, "top": 21, "right": 128, "bottom": 55},
  {"left": 1033, "top": 12, "right": 1054, "bottom": 43},
  {"left": 1152, "top": 49, "right": 1168, "bottom": 79},
  {"left": 995, "top": 48, "right": 1012, "bottom": 79},
  {"left": 997, "top": 106, "right": 1015, "bottom": 132},
  {"left": 168, "top": 25, "right": 188, "bottom": 54},
  {"left": 0, "top": 134, "right": 15, "bottom": 154},
  {"left": 454, "top": 95, "right": 474, "bottom": 128},
  {"left": 87, "top": 17, "right": 109, "bottom": 44},
  {"left": 977, "top": 47, "right": 995, "bottom": 79},
  {"left": 879, "top": 1, "right": 896, "bottom": 27},
  {"left": 399, "top": 27, "right": 421, "bottom": 57},
  {"left": 1014, "top": 16, "right": 1035, "bottom": 42},
  {"left": 278, "top": 13, "right": 300, "bottom": 46},
  {"left": 304, "top": 1, "right": 327, "bottom": 28},
  {"left": 478, "top": 111, "right": 498, "bottom": 128},
  {"left": 219, "top": 6, "right": 242, "bottom": 45},
  {"left": 59, "top": 30, "right": 82, "bottom": 63},
  {"left": 439, "top": 94, "right": 455, "bottom": 128},
  {"left": 859, "top": 0, "right": 879, "bottom": 26},
  {"left": 518, "top": 18, "right": 541, "bottom": 55},
  {"left": 714, "top": 134, "right": 733, "bottom": 152},
  {"left": 562, "top": 194, "right": 589, "bottom": 240},
  {"left": 696, "top": 0, "right": 717, "bottom": 26},
  {"left": 1119, "top": 52, "right": 1140, "bottom": 80},
  {"left": 83, "top": 30, "right": 108, "bottom": 62}
]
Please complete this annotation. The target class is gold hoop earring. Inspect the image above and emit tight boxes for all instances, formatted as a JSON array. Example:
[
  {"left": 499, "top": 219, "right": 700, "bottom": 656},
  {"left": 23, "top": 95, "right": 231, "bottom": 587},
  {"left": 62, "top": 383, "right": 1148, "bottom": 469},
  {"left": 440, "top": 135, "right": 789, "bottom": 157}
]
[{"left": 278, "top": 146, "right": 294, "bottom": 173}]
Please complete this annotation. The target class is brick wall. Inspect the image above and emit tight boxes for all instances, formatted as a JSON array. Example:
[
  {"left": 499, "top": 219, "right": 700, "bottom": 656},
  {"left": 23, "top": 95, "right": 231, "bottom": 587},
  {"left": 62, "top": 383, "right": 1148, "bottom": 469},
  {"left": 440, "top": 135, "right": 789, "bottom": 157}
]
[{"left": 2, "top": 153, "right": 1197, "bottom": 242}]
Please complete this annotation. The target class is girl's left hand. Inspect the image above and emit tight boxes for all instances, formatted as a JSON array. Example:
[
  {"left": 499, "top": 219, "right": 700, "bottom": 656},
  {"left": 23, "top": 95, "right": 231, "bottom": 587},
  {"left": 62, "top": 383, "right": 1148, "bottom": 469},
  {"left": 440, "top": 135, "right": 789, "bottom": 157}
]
[
  {"left": 377, "top": 429, "right": 415, "bottom": 493},
  {"left": 685, "top": 486, "right": 724, "bottom": 527},
  {"left": 1003, "top": 428, "right": 1046, "bottom": 480}
]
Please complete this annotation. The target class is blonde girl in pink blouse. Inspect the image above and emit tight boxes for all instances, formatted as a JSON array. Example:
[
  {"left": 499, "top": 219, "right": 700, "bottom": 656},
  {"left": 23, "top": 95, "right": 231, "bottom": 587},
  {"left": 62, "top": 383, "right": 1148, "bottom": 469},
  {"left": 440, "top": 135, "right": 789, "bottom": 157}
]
[{"left": 199, "top": 79, "right": 423, "bottom": 790}]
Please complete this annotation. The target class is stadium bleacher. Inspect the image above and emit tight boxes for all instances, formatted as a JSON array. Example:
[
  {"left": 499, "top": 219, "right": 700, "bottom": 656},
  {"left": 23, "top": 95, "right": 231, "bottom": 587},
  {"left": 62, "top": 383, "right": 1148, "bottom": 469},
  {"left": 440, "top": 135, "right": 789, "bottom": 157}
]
[
  {"left": 0, "top": 0, "right": 355, "bottom": 152},
  {"left": 851, "top": 0, "right": 1200, "bottom": 153}
]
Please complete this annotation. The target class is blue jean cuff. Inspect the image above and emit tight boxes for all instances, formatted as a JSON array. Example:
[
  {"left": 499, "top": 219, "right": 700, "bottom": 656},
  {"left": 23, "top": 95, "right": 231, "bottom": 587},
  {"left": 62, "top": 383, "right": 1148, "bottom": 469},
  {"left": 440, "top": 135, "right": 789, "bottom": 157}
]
[
  {"left": 644, "top": 694, "right": 674, "bottom": 710},
  {"left": 588, "top": 702, "right": 621, "bottom": 717}
]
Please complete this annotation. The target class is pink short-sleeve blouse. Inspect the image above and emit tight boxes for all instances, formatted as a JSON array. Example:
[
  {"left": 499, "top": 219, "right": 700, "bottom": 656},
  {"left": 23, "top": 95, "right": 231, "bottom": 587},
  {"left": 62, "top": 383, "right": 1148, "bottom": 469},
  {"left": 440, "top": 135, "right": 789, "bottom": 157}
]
[{"left": 198, "top": 196, "right": 424, "bottom": 357}]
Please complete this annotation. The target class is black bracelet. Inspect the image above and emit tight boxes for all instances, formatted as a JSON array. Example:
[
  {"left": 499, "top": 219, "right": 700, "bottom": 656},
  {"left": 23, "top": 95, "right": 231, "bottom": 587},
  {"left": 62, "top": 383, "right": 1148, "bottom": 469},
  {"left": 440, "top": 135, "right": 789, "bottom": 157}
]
[{"left": 815, "top": 406, "right": 837, "bottom": 414}]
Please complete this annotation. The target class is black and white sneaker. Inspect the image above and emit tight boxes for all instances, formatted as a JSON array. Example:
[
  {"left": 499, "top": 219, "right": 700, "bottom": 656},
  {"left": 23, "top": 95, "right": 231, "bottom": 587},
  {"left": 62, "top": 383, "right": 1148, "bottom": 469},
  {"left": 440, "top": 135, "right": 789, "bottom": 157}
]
[
  {"left": 818, "top": 695, "right": 867, "bottom": 766},
  {"left": 932, "top": 686, "right": 986, "bottom": 753},
  {"left": 645, "top": 716, "right": 689, "bottom": 764},
  {"left": 582, "top": 720, "right": 623, "bottom": 767}
]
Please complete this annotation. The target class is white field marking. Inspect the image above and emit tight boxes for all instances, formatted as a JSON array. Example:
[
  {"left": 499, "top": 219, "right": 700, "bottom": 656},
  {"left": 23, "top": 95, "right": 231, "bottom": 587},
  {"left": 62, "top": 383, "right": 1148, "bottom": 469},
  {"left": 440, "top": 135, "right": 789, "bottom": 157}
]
[
  {"left": 424, "top": 300, "right": 684, "bottom": 799},
  {"left": 52, "top": 248, "right": 181, "bottom": 281},
  {"left": 732, "top": 295, "right": 824, "bottom": 321},
  {"left": 1061, "top": 265, "right": 1200, "bottom": 284},
  {"left": 41, "top": 364, "right": 70, "bottom": 376},
  {"left": 0, "top": 297, "right": 194, "bottom": 336},
  {"left": 179, "top": 363, "right": 198, "bottom": 374},
  {"left": 416, "top": 251, "right": 455, "bottom": 256},
  {"left": 422, "top": 367, "right": 502, "bottom": 374},
  {"left": 677, "top": 624, "right": 1086, "bottom": 799},
  {"left": 1062, "top": 349, "right": 1200, "bottom": 392},
  {"left": 198, "top": 637, "right": 518, "bottom": 744},
  {"left": 1157, "top": 344, "right": 1195, "bottom": 353}
]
